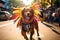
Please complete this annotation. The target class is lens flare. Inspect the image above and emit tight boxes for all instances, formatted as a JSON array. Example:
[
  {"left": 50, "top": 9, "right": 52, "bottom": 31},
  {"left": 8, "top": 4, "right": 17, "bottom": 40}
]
[{"left": 21, "top": 0, "right": 33, "bottom": 5}]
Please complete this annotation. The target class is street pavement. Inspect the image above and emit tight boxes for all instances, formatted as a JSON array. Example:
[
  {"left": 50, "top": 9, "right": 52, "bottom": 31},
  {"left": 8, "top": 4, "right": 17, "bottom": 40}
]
[
  {"left": 0, "top": 20, "right": 60, "bottom": 40},
  {"left": 38, "top": 21, "right": 60, "bottom": 40}
]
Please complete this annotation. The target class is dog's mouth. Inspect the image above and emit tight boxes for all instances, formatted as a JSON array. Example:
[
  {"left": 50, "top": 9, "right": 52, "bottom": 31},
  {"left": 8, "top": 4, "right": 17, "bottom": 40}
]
[{"left": 26, "top": 16, "right": 30, "bottom": 20}]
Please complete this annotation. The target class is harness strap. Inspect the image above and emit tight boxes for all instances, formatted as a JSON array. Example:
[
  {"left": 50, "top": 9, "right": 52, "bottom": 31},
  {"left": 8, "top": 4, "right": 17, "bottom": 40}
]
[{"left": 20, "top": 20, "right": 33, "bottom": 32}]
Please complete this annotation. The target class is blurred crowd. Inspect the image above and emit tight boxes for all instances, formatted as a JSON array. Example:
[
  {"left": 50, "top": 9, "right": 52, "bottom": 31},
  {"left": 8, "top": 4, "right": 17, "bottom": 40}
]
[
  {"left": 37, "top": 3, "right": 60, "bottom": 26},
  {"left": 0, "top": 0, "right": 60, "bottom": 27}
]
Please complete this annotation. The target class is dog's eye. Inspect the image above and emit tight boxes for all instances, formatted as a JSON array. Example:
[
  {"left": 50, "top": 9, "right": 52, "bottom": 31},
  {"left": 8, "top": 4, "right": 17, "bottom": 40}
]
[
  {"left": 25, "top": 9, "right": 29, "bottom": 11},
  {"left": 30, "top": 10, "right": 31, "bottom": 12},
  {"left": 25, "top": 10, "right": 27, "bottom": 12}
]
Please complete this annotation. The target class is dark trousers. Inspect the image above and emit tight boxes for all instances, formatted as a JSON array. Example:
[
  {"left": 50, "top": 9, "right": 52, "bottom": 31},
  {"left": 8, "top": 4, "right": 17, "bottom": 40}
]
[{"left": 58, "top": 17, "right": 60, "bottom": 26}]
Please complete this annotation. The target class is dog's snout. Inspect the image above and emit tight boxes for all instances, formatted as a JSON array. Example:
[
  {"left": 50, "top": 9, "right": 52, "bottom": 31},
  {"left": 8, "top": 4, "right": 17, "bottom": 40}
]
[
  {"left": 27, "top": 13, "right": 29, "bottom": 16},
  {"left": 26, "top": 12, "right": 30, "bottom": 16}
]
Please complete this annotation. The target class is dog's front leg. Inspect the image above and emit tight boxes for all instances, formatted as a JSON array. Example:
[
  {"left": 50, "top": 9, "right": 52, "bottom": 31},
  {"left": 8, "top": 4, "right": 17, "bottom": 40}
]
[
  {"left": 30, "top": 28, "right": 34, "bottom": 40},
  {"left": 34, "top": 22, "right": 39, "bottom": 36},
  {"left": 21, "top": 31, "right": 28, "bottom": 40},
  {"left": 34, "top": 23, "right": 41, "bottom": 40}
]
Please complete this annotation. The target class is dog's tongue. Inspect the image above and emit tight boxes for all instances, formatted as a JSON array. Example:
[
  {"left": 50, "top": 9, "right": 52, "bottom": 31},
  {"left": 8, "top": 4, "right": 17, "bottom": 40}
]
[{"left": 26, "top": 16, "right": 30, "bottom": 20}]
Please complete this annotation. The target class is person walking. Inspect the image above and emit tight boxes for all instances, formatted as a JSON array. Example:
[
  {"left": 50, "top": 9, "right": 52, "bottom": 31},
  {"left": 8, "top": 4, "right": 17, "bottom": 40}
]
[{"left": 0, "top": 0, "right": 8, "bottom": 11}]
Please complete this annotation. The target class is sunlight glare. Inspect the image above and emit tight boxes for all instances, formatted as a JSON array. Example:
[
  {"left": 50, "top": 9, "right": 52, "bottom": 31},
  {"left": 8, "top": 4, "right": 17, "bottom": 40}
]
[{"left": 21, "top": 0, "right": 33, "bottom": 5}]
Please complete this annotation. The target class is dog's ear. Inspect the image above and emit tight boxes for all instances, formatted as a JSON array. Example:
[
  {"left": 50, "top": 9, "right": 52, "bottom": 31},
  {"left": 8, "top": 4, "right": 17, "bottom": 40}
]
[
  {"left": 21, "top": 8, "right": 25, "bottom": 16},
  {"left": 30, "top": 8, "right": 34, "bottom": 16}
]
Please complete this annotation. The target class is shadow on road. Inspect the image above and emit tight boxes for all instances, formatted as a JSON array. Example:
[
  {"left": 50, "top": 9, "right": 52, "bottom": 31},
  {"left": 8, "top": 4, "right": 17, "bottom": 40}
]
[{"left": 43, "top": 23, "right": 60, "bottom": 35}]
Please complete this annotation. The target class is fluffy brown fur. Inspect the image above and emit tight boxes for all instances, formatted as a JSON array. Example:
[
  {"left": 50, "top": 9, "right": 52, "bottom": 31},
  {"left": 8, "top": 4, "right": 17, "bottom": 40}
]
[{"left": 20, "top": 8, "right": 40, "bottom": 40}]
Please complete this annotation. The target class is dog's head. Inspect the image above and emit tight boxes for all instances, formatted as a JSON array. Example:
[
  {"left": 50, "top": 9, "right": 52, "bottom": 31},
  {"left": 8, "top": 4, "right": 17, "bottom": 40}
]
[{"left": 22, "top": 8, "right": 34, "bottom": 20}]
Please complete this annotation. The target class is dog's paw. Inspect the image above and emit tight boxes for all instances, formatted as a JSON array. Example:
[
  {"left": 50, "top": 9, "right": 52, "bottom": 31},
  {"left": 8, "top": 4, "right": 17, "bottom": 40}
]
[
  {"left": 26, "top": 38, "right": 29, "bottom": 40},
  {"left": 38, "top": 38, "right": 41, "bottom": 40},
  {"left": 32, "top": 38, "right": 35, "bottom": 40},
  {"left": 30, "top": 38, "right": 35, "bottom": 40}
]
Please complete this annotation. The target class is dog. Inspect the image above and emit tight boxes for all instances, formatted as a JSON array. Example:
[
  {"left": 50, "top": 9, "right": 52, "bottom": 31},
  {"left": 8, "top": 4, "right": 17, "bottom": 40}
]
[{"left": 20, "top": 8, "right": 40, "bottom": 40}]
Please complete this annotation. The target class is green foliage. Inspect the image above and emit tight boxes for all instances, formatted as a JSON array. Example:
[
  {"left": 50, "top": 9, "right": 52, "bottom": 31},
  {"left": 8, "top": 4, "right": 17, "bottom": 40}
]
[{"left": 8, "top": 0, "right": 23, "bottom": 8}]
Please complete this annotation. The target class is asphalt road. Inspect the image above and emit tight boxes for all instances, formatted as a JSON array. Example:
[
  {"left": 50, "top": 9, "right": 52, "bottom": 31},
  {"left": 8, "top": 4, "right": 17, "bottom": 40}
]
[{"left": 0, "top": 20, "right": 60, "bottom": 40}]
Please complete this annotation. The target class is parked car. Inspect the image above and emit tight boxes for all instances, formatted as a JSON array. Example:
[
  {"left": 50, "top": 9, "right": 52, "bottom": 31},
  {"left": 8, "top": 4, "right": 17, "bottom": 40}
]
[{"left": 0, "top": 11, "right": 12, "bottom": 21}]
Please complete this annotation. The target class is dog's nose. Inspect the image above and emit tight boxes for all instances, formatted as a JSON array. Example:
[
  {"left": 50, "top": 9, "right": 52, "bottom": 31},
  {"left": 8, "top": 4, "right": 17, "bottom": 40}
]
[{"left": 27, "top": 13, "right": 29, "bottom": 16}]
